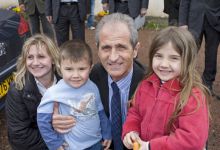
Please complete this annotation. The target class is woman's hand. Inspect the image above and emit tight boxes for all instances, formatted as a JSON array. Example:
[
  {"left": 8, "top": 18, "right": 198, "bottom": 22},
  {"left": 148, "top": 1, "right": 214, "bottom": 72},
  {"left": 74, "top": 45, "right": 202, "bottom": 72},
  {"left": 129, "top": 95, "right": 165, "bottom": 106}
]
[{"left": 52, "top": 102, "right": 76, "bottom": 133}]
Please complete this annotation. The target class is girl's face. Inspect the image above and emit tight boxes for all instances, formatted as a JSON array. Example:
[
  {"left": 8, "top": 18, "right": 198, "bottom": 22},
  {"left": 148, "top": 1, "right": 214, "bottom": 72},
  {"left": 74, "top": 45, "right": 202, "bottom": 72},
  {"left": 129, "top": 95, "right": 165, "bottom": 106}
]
[
  {"left": 26, "top": 45, "right": 54, "bottom": 81},
  {"left": 60, "top": 58, "right": 91, "bottom": 88},
  {"left": 152, "top": 42, "right": 181, "bottom": 82}
]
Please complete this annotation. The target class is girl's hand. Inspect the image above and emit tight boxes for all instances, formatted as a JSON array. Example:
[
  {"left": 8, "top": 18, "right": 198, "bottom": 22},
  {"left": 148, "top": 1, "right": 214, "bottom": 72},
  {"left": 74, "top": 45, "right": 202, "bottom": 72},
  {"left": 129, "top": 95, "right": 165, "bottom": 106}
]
[
  {"left": 102, "top": 139, "right": 112, "bottom": 150},
  {"left": 137, "top": 138, "right": 149, "bottom": 150},
  {"left": 123, "top": 131, "right": 140, "bottom": 149},
  {"left": 52, "top": 102, "right": 76, "bottom": 133}
]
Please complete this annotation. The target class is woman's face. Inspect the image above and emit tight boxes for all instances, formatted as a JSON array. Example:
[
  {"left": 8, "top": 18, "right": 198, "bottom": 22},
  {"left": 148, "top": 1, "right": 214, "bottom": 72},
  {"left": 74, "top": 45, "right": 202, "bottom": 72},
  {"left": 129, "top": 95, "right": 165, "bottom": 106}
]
[{"left": 26, "top": 45, "right": 54, "bottom": 81}]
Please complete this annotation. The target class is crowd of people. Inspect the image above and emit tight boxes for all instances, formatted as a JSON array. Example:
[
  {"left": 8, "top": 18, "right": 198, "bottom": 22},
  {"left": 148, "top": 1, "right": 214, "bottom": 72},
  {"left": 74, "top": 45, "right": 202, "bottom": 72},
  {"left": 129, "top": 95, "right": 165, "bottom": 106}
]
[{"left": 4, "top": 0, "right": 220, "bottom": 150}]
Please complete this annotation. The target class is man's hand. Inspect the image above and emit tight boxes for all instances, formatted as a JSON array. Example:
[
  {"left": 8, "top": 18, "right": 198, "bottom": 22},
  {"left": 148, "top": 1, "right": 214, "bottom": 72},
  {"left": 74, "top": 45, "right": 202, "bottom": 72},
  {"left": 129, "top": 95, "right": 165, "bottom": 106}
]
[
  {"left": 19, "top": 4, "right": 25, "bottom": 12},
  {"left": 140, "top": 8, "right": 147, "bottom": 17},
  {"left": 123, "top": 131, "right": 140, "bottom": 149},
  {"left": 102, "top": 3, "right": 109, "bottom": 12},
  {"left": 46, "top": 16, "right": 53, "bottom": 24},
  {"left": 102, "top": 139, "right": 112, "bottom": 150},
  {"left": 52, "top": 102, "right": 76, "bottom": 133}
]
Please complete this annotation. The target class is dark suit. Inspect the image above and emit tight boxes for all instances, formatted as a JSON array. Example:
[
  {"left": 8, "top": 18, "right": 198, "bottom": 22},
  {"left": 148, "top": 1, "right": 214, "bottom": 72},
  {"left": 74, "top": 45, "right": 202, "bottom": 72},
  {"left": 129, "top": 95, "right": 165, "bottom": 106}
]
[
  {"left": 90, "top": 61, "right": 145, "bottom": 149},
  {"left": 179, "top": 0, "right": 220, "bottom": 94},
  {"left": 102, "top": 0, "right": 149, "bottom": 18},
  {"left": 18, "top": 0, "right": 54, "bottom": 38},
  {"left": 45, "top": 0, "right": 87, "bottom": 45}
]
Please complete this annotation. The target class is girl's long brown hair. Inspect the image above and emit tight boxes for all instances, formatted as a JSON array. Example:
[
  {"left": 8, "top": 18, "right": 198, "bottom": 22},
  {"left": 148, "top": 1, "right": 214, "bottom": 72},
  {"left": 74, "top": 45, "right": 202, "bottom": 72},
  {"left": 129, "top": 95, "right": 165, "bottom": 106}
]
[{"left": 147, "top": 27, "right": 211, "bottom": 132}]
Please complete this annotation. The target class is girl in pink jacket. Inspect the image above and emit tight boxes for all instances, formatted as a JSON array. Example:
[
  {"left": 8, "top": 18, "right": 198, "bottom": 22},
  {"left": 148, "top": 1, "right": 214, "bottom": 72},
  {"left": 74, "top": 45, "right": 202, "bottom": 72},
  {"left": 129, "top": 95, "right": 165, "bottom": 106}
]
[{"left": 122, "top": 27, "right": 210, "bottom": 150}]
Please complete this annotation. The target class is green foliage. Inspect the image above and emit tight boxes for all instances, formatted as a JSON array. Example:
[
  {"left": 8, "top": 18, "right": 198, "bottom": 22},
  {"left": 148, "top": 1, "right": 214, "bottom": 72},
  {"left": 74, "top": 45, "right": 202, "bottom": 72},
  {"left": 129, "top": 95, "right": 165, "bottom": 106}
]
[{"left": 144, "top": 17, "right": 168, "bottom": 30}]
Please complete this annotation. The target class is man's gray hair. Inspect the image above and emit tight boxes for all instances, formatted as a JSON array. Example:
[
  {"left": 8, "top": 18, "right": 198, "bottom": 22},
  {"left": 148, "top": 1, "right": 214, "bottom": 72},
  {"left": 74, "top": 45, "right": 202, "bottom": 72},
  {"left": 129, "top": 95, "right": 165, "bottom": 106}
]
[{"left": 95, "top": 13, "right": 138, "bottom": 48}]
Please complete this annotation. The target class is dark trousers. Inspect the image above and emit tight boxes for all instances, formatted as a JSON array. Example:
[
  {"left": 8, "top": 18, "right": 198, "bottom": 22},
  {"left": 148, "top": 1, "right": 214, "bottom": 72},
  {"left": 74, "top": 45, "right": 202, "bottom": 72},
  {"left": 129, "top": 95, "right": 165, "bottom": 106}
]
[
  {"left": 115, "top": 2, "right": 129, "bottom": 16},
  {"left": 55, "top": 4, "right": 85, "bottom": 46},
  {"left": 200, "top": 17, "right": 220, "bottom": 87},
  {"left": 28, "top": 6, "right": 54, "bottom": 39}
]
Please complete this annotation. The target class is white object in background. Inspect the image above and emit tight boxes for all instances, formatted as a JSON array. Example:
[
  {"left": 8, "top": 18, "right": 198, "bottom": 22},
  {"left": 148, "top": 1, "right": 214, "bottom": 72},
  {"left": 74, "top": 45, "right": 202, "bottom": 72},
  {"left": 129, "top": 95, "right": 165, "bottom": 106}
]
[
  {"left": 0, "top": 0, "right": 18, "bottom": 9},
  {"left": 134, "top": 15, "right": 146, "bottom": 30}
]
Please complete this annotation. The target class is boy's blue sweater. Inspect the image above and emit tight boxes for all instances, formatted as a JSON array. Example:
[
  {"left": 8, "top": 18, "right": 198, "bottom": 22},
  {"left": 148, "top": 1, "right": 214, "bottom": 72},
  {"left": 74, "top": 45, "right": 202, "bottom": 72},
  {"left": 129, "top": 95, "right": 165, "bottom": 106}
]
[{"left": 37, "top": 79, "right": 111, "bottom": 150}]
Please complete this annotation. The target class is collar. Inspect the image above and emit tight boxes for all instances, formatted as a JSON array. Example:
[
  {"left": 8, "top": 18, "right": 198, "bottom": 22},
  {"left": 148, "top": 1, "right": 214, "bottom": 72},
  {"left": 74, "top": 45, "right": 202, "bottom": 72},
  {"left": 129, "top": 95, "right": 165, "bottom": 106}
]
[
  {"left": 108, "top": 67, "right": 133, "bottom": 92},
  {"left": 35, "top": 75, "right": 57, "bottom": 95},
  {"left": 147, "top": 73, "right": 182, "bottom": 92}
]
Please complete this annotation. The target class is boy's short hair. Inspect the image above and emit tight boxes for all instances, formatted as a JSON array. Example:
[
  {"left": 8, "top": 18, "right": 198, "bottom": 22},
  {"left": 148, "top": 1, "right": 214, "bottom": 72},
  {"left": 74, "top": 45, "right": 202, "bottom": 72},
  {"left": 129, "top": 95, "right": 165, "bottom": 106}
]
[{"left": 59, "top": 39, "right": 93, "bottom": 65}]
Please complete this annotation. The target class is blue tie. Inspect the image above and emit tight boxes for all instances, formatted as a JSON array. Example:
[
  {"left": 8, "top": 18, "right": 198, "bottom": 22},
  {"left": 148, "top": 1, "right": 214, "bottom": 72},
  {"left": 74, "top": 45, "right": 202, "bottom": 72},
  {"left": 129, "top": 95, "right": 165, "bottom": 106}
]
[{"left": 111, "top": 82, "right": 123, "bottom": 150}]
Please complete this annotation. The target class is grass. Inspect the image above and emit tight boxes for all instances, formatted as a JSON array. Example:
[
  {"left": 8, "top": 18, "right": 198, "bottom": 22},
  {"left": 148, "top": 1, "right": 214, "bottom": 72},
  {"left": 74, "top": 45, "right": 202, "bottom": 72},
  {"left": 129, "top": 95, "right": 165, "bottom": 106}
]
[{"left": 144, "top": 16, "right": 168, "bottom": 30}]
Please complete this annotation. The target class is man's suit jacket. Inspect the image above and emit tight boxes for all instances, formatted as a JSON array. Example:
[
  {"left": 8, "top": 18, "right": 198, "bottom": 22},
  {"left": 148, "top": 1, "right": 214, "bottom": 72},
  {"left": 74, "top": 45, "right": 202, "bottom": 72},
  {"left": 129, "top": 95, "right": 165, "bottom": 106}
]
[
  {"left": 45, "top": 0, "right": 87, "bottom": 24},
  {"left": 179, "top": 0, "right": 205, "bottom": 40},
  {"left": 90, "top": 61, "right": 146, "bottom": 118},
  {"left": 18, "top": 0, "right": 45, "bottom": 15},
  {"left": 179, "top": 0, "right": 220, "bottom": 40},
  {"left": 102, "top": 0, "right": 149, "bottom": 18}
]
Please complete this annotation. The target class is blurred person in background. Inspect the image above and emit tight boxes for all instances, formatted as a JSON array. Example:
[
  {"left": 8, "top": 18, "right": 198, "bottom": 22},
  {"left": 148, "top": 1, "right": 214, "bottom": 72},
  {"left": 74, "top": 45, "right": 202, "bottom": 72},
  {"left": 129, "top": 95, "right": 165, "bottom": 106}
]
[
  {"left": 101, "top": 0, "right": 149, "bottom": 19},
  {"left": 18, "top": 0, "right": 54, "bottom": 39},
  {"left": 87, "top": 0, "right": 96, "bottom": 30},
  {"left": 164, "top": 0, "right": 180, "bottom": 26},
  {"left": 45, "top": 0, "right": 87, "bottom": 46},
  {"left": 179, "top": 0, "right": 220, "bottom": 100}
]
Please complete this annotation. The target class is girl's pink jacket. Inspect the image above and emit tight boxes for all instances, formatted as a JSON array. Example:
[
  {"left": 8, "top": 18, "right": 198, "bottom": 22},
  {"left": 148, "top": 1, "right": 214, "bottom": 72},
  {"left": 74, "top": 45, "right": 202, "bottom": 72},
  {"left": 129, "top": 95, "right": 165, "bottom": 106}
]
[{"left": 122, "top": 73, "right": 209, "bottom": 150}]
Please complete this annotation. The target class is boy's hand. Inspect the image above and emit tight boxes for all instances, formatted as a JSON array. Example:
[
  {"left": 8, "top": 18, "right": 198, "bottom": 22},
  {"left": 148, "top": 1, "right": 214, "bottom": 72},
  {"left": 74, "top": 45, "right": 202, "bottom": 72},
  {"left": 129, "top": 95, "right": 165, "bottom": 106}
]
[
  {"left": 123, "top": 131, "right": 140, "bottom": 149},
  {"left": 102, "top": 139, "right": 111, "bottom": 150},
  {"left": 52, "top": 102, "right": 76, "bottom": 133}
]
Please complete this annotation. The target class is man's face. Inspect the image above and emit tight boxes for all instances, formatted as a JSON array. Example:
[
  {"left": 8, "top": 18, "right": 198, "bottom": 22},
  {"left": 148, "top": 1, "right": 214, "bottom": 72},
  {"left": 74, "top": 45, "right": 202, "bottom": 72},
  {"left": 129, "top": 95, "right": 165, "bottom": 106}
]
[{"left": 97, "top": 22, "right": 138, "bottom": 81}]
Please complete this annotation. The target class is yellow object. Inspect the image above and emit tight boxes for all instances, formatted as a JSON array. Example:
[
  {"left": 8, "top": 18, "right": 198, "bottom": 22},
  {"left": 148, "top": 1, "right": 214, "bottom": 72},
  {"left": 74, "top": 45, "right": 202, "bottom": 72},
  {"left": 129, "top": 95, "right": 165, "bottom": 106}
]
[
  {"left": 12, "top": 6, "right": 21, "bottom": 13},
  {"left": 97, "top": 10, "right": 109, "bottom": 17},
  {"left": 0, "top": 74, "right": 14, "bottom": 99},
  {"left": 133, "top": 141, "right": 140, "bottom": 150}
]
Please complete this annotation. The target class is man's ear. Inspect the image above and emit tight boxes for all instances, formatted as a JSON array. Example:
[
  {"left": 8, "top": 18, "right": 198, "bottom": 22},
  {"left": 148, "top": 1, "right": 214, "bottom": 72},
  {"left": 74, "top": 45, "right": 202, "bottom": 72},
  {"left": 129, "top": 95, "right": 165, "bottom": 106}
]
[{"left": 133, "top": 42, "right": 140, "bottom": 58}]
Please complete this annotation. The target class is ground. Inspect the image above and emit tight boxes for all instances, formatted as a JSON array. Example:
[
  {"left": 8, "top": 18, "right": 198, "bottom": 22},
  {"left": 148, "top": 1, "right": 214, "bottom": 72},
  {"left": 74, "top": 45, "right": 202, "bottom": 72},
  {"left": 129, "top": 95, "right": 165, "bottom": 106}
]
[{"left": 0, "top": 27, "right": 220, "bottom": 150}]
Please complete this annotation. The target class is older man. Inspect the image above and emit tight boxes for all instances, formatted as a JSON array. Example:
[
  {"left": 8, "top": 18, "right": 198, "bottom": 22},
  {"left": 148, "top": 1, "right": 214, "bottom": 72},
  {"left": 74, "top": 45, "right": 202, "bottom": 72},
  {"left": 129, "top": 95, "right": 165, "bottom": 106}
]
[{"left": 52, "top": 13, "right": 146, "bottom": 150}]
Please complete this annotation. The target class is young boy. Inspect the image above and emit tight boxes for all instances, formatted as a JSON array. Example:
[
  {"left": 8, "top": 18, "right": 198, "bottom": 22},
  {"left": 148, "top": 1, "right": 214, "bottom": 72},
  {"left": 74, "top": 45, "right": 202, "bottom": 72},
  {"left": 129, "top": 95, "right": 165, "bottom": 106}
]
[{"left": 37, "top": 40, "right": 111, "bottom": 150}]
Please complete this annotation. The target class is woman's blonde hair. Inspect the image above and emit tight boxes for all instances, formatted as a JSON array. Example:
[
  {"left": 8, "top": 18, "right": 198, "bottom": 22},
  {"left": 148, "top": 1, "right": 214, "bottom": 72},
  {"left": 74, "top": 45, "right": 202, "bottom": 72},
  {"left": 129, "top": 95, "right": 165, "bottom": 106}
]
[
  {"left": 14, "top": 34, "right": 60, "bottom": 90},
  {"left": 147, "top": 26, "right": 211, "bottom": 132}
]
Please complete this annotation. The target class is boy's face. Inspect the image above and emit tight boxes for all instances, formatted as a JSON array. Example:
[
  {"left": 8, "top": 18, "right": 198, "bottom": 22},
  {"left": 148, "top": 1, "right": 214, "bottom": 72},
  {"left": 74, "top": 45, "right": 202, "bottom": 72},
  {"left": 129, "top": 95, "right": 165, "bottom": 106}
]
[
  {"left": 60, "top": 58, "right": 92, "bottom": 88},
  {"left": 152, "top": 42, "right": 181, "bottom": 82}
]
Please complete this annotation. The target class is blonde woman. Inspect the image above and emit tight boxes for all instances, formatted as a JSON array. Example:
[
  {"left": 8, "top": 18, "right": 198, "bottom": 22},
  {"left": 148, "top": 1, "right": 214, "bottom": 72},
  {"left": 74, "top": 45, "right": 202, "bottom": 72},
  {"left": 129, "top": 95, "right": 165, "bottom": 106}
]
[{"left": 5, "top": 34, "right": 60, "bottom": 150}]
